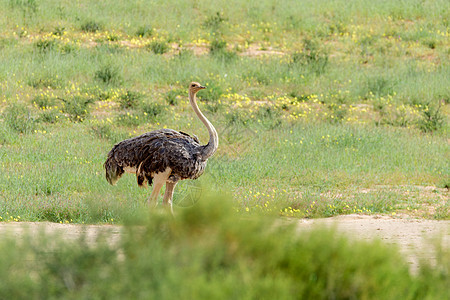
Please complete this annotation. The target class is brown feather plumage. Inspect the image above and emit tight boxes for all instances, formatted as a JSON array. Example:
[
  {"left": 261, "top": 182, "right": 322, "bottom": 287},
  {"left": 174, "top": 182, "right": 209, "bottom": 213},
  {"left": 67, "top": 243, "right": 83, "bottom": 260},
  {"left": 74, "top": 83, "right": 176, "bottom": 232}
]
[{"left": 104, "top": 129, "right": 207, "bottom": 186}]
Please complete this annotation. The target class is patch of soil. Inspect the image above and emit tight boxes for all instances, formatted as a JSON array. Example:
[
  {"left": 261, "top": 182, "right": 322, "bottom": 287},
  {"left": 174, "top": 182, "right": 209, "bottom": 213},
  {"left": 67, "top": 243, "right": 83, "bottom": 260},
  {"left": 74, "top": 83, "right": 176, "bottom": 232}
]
[
  {"left": 1, "top": 215, "right": 448, "bottom": 273},
  {"left": 0, "top": 222, "right": 122, "bottom": 246},
  {"left": 296, "top": 214, "right": 449, "bottom": 273}
]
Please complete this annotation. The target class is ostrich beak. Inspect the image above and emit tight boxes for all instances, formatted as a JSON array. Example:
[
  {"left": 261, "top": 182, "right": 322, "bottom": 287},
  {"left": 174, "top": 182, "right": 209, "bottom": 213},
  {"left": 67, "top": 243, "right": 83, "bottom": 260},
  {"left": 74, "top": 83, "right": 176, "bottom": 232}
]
[{"left": 199, "top": 85, "right": 206, "bottom": 89}]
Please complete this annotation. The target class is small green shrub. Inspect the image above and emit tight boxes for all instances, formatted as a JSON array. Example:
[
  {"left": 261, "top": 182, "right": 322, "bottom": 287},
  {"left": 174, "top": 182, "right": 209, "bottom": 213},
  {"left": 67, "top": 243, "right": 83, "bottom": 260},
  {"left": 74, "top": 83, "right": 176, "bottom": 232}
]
[
  {"left": 327, "top": 103, "right": 348, "bottom": 123},
  {"left": 106, "top": 33, "right": 120, "bottom": 42},
  {"left": 52, "top": 26, "right": 65, "bottom": 36},
  {"left": 95, "top": 90, "right": 114, "bottom": 101},
  {"left": 114, "top": 101, "right": 164, "bottom": 126},
  {"left": 59, "top": 96, "right": 94, "bottom": 122},
  {"left": 119, "top": 90, "right": 143, "bottom": 109},
  {"left": 141, "top": 101, "right": 164, "bottom": 118},
  {"left": 322, "top": 19, "right": 348, "bottom": 36},
  {"left": 197, "top": 82, "right": 223, "bottom": 103},
  {"left": 418, "top": 102, "right": 445, "bottom": 133},
  {"left": 209, "top": 39, "right": 237, "bottom": 61},
  {"left": 32, "top": 95, "right": 55, "bottom": 108},
  {"left": 205, "top": 101, "right": 224, "bottom": 113},
  {"left": 59, "top": 42, "right": 78, "bottom": 54},
  {"left": 34, "top": 39, "right": 57, "bottom": 53},
  {"left": 80, "top": 20, "right": 103, "bottom": 32},
  {"left": 147, "top": 41, "right": 169, "bottom": 54},
  {"left": 2, "top": 103, "right": 37, "bottom": 134},
  {"left": 33, "top": 196, "right": 85, "bottom": 222},
  {"left": 28, "top": 75, "right": 63, "bottom": 89},
  {"left": 38, "top": 110, "right": 60, "bottom": 124},
  {"left": 136, "top": 25, "right": 153, "bottom": 37},
  {"left": 116, "top": 112, "right": 144, "bottom": 127},
  {"left": 165, "top": 89, "right": 182, "bottom": 106},
  {"left": 291, "top": 38, "right": 329, "bottom": 75},
  {"left": 91, "top": 123, "right": 128, "bottom": 143},
  {"left": 91, "top": 123, "right": 113, "bottom": 139},
  {"left": 377, "top": 105, "right": 415, "bottom": 128},
  {"left": 244, "top": 69, "right": 271, "bottom": 85},
  {"left": 367, "top": 76, "right": 396, "bottom": 97},
  {"left": 437, "top": 178, "right": 449, "bottom": 190},
  {"left": 247, "top": 88, "right": 266, "bottom": 100},
  {"left": 176, "top": 48, "right": 194, "bottom": 60},
  {"left": 209, "top": 39, "right": 227, "bottom": 53},
  {"left": 255, "top": 106, "right": 282, "bottom": 129},
  {"left": 203, "top": 11, "right": 227, "bottom": 31},
  {"left": 225, "top": 110, "right": 250, "bottom": 126},
  {"left": 94, "top": 65, "right": 122, "bottom": 85},
  {"left": 422, "top": 38, "right": 437, "bottom": 49}
]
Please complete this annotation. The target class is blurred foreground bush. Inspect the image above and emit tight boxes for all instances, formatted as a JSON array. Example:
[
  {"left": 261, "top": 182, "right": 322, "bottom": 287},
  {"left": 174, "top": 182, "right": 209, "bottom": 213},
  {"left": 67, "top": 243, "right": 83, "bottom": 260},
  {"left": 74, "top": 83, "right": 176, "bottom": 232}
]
[{"left": 0, "top": 194, "right": 447, "bottom": 299}]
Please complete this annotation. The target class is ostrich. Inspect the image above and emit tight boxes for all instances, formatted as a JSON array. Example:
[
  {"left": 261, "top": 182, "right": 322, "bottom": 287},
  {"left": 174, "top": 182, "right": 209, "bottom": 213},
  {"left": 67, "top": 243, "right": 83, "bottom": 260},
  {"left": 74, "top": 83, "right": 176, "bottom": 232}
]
[{"left": 104, "top": 82, "right": 218, "bottom": 213}]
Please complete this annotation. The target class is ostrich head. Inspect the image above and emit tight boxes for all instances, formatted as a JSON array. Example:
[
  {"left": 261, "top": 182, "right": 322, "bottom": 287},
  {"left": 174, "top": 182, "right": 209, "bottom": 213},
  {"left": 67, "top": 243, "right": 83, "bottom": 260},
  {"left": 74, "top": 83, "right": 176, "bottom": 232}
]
[{"left": 188, "top": 82, "right": 206, "bottom": 94}]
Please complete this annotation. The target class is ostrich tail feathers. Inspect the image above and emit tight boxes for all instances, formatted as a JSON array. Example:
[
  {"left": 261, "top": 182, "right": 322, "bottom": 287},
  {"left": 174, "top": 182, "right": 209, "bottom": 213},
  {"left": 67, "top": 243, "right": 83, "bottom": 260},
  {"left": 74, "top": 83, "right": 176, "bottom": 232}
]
[{"left": 137, "top": 172, "right": 146, "bottom": 187}]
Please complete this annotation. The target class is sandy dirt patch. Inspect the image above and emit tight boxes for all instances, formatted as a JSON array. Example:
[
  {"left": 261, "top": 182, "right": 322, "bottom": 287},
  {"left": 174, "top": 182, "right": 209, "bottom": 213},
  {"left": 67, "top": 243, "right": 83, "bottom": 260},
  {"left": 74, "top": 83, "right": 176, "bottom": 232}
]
[
  {"left": 295, "top": 214, "right": 449, "bottom": 273},
  {"left": 1, "top": 215, "right": 448, "bottom": 273},
  {"left": 0, "top": 222, "right": 122, "bottom": 246}
]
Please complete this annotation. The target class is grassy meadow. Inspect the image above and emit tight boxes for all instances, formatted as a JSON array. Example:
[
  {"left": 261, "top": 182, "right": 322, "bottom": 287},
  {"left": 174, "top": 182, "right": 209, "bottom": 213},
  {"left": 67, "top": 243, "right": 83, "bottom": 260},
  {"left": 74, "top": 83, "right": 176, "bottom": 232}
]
[
  {"left": 0, "top": 0, "right": 449, "bottom": 298},
  {"left": 0, "top": 0, "right": 448, "bottom": 224}
]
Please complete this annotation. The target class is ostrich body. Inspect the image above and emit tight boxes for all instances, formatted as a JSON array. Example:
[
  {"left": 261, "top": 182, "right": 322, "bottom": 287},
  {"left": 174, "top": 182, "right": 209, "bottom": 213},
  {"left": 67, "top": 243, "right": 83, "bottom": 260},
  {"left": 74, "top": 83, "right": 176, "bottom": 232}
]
[{"left": 104, "top": 82, "right": 218, "bottom": 213}]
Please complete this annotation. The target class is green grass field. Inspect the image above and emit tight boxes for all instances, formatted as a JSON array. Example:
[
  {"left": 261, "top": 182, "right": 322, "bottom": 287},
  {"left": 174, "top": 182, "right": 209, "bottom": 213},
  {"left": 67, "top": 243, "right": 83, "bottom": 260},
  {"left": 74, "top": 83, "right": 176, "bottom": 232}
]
[
  {"left": 0, "top": 1, "right": 449, "bottom": 298},
  {"left": 0, "top": 0, "right": 448, "bottom": 224}
]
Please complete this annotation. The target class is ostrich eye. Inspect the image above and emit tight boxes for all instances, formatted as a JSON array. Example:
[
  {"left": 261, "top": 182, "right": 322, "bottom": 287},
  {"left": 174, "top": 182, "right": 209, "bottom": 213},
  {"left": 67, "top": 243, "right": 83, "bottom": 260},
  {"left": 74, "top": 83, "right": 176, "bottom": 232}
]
[{"left": 191, "top": 84, "right": 196, "bottom": 87}]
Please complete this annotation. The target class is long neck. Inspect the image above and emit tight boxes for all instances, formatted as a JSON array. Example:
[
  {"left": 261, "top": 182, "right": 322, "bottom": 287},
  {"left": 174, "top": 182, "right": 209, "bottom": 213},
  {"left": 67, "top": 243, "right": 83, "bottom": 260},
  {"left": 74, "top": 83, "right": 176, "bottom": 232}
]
[{"left": 189, "top": 90, "right": 218, "bottom": 159}]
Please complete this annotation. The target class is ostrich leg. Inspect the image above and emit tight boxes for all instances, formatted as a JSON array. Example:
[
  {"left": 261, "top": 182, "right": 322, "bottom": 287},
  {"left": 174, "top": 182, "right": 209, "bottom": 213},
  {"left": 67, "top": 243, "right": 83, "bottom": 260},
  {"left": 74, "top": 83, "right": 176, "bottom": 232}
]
[
  {"left": 148, "top": 181, "right": 164, "bottom": 207},
  {"left": 147, "top": 168, "right": 172, "bottom": 207},
  {"left": 162, "top": 181, "right": 178, "bottom": 214}
]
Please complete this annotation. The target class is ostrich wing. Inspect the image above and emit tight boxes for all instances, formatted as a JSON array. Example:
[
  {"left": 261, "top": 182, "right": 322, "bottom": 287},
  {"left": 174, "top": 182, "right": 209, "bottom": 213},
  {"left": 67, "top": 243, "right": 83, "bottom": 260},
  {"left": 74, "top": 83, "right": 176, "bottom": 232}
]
[{"left": 136, "top": 129, "right": 205, "bottom": 186}]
